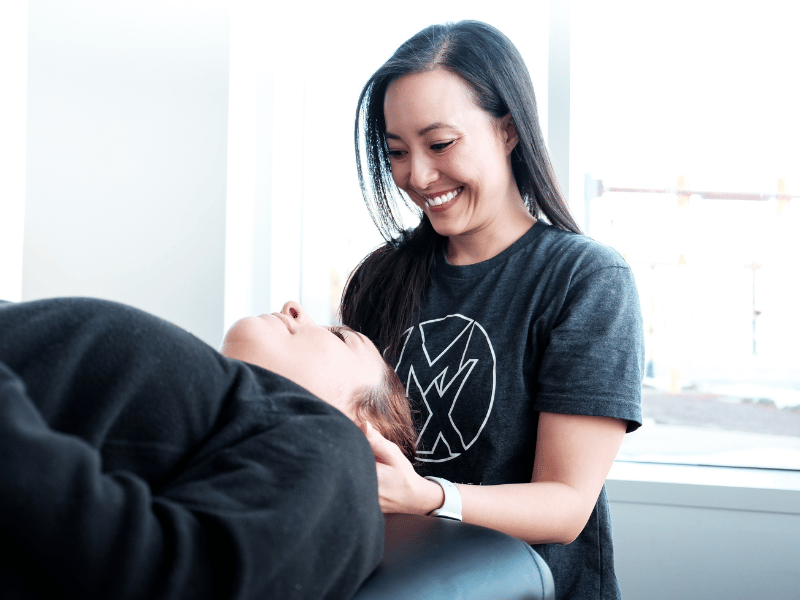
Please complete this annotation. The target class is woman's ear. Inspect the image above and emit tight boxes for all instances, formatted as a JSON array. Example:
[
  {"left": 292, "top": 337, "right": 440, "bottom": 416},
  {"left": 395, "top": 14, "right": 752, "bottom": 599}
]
[{"left": 500, "top": 113, "right": 519, "bottom": 154}]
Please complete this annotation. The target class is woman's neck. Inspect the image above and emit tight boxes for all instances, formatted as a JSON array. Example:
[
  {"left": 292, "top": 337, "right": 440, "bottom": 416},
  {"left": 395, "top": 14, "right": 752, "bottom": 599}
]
[{"left": 445, "top": 203, "right": 536, "bottom": 266}]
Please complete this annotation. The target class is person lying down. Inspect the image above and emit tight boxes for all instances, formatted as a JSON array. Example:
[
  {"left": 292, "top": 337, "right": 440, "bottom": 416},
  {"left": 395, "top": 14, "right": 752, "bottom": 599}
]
[
  {"left": 0, "top": 296, "right": 414, "bottom": 600},
  {"left": 221, "top": 300, "right": 416, "bottom": 461}
]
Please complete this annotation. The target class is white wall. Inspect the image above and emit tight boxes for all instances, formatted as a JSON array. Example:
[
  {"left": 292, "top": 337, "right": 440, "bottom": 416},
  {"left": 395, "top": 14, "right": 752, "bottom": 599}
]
[
  {"left": 608, "top": 462, "right": 800, "bottom": 600},
  {"left": 23, "top": 0, "right": 230, "bottom": 346},
  {"left": 0, "top": 1, "right": 28, "bottom": 303},
  {"left": 15, "top": 1, "right": 551, "bottom": 344}
]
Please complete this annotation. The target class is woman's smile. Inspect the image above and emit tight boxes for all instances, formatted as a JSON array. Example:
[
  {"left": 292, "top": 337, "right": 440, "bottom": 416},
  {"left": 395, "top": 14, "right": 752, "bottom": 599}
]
[{"left": 422, "top": 186, "right": 463, "bottom": 211}]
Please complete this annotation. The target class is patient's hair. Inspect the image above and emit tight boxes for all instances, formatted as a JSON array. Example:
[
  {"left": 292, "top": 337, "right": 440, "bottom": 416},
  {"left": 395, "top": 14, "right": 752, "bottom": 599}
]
[{"left": 353, "top": 362, "right": 417, "bottom": 462}]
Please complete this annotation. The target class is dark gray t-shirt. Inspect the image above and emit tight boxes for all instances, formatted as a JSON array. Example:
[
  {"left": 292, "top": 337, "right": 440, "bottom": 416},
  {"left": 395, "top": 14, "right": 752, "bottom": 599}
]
[{"left": 394, "top": 220, "right": 644, "bottom": 599}]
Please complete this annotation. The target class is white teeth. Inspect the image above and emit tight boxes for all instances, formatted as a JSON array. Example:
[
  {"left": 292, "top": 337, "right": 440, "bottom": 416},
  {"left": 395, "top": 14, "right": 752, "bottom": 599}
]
[{"left": 426, "top": 188, "right": 462, "bottom": 208}]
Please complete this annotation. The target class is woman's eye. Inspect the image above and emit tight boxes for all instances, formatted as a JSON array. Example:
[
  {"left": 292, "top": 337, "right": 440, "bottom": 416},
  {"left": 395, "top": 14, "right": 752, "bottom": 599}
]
[
  {"left": 431, "top": 141, "right": 454, "bottom": 152},
  {"left": 387, "top": 149, "right": 406, "bottom": 159},
  {"left": 329, "top": 326, "right": 348, "bottom": 343}
]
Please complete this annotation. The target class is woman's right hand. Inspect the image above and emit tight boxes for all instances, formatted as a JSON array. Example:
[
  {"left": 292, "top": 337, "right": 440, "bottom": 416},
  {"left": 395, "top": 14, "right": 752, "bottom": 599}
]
[{"left": 363, "top": 422, "right": 444, "bottom": 515}]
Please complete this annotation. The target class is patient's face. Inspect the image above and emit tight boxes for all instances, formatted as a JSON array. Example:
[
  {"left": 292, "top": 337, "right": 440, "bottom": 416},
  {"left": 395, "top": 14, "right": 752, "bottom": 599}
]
[{"left": 220, "top": 301, "right": 385, "bottom": 420}]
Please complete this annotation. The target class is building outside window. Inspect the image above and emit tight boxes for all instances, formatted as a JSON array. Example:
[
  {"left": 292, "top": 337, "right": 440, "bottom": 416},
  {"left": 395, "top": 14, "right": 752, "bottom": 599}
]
[{"left": 570, "top": 0, "right": 800, "bottom": 470}]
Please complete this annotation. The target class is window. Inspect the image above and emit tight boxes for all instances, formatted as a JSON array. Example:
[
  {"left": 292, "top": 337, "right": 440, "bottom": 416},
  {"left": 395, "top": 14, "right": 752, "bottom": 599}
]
[{"left": 571, "top": 0, "right": 800, "bottom": 469}]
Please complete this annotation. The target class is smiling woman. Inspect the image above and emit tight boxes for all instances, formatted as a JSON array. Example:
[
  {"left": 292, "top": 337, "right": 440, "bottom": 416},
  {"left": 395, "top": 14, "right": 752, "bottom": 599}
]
[
  {"left": 383, "top": 68, "right": 535, "bottom": 261},
  {"left": 341, "top": 20, "right": 644, "bottom": 600}
]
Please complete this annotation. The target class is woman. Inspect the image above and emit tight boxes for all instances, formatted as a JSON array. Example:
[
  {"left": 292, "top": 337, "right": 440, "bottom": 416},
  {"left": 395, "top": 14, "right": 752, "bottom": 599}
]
[
  {"left": 341, "top": 20, "right": 644, "bottom": 599},
  {"left": 222, "top": 300, "right": 416, "bottom": 460},
  {"left": 0, "top": 296, "right": 412, "bottom": 599}
]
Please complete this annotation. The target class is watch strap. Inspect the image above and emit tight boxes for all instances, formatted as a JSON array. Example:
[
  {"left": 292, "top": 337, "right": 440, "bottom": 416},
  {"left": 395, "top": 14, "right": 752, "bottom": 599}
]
[{"left": 424, "top": 476, "right": 463, "bottom": 521}]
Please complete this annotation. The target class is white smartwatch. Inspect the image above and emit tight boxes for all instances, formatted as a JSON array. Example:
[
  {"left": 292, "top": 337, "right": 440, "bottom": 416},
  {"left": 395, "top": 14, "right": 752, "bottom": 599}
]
[{"left": 424, "top": 476, "right": 463, "bottom": 521}]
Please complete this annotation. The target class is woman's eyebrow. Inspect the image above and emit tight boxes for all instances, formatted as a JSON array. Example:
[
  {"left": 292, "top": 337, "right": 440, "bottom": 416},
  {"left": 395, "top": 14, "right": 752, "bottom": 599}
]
[
  {"left": 385, "top": 122, "right": 459, "bottom": 140},
  {"left": 417, "top": 122, "right": 457, "bottom": 135}
]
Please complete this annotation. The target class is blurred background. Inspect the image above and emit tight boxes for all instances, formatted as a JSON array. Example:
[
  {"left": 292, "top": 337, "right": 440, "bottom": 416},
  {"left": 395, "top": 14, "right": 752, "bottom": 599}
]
[{"left": 1, "top": 0, "right": 798, "bottom": 473}]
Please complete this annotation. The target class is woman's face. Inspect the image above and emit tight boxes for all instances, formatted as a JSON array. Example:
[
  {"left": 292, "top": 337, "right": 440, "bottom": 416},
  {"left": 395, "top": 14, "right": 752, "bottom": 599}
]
[
  {"left": 220, "top": 301, "right": 385, "bottom": 421},
  {"left": 383, "top": 68, "right": 522, "bottom": 241}
]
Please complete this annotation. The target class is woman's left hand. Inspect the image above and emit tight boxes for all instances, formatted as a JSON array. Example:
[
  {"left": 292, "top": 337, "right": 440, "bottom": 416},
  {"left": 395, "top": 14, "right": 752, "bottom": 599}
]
[{"left": 363, "top": 422, "right": 444, "bottom": 514}]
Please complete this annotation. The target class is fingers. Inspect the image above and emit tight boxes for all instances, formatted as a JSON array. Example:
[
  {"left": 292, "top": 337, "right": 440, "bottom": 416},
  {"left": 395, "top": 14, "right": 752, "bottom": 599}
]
[
  {"left": 365, "top": 422, "right": 428, "bottom": 514},
  {"left": 364, "top": 422, "right": 395, "bottom": 464}
]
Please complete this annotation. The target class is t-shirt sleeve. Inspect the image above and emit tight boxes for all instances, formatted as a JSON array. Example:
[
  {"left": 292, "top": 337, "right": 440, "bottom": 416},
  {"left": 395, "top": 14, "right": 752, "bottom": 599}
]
[{"left": 534, "top": 259, "right": 644, "bottom": 432}]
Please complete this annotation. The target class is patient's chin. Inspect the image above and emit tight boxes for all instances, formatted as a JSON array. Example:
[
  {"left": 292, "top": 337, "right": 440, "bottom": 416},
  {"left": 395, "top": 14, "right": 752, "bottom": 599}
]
[{"left": 219, "top": 340, "right": 271, "bottom": 373}]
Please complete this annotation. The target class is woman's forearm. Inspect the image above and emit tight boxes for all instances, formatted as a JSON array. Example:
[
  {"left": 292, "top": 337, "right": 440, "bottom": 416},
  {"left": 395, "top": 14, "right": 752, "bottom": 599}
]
[
  {"left": 415, "top": 473, "right": 587, "bottom": 544},
  {"left": 456, "top": 480, "right": 586, "bottom": 545},
  {"left": 414, "top": 413, "right": 627, "bottom": 545}
]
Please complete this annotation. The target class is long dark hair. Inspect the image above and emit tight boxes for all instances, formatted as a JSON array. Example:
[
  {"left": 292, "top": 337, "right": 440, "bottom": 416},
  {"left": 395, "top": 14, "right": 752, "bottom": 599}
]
[{"left": 341, "top": 20, "right": 581, "bottom": 361}]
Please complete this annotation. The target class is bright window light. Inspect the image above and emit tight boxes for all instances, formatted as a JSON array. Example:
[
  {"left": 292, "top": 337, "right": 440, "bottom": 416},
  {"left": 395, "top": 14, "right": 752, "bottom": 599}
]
[{"left": 572, "top": 0, "right": 800, "bottom": 470}]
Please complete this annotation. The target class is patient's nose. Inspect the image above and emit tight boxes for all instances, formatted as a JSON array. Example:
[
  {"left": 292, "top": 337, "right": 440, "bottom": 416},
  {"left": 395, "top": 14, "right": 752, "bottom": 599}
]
[{"left": 281, "top": 301, "right": 312, "bottom": 324}]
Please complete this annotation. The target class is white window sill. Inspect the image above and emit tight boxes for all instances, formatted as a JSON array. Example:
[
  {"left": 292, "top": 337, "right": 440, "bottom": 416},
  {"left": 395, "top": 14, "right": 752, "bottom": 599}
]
[{"left": 607, "top": 460, "right": 800, "bottom": 514}]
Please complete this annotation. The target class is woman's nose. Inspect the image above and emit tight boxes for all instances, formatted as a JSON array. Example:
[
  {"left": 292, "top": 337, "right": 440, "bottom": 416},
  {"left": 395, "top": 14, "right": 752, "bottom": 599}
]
[
  {"left": 409, "top": 153, "right": 438, "bottom": 190},
  {"left": 281, "top": 301, "right": 312, "bottom": 324}
]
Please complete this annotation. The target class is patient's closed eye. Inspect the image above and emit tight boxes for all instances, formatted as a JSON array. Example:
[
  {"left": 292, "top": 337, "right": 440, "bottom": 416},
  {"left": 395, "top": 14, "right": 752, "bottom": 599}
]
[{"left": 328, "top": 326, "right": 348, "bottom": 343}]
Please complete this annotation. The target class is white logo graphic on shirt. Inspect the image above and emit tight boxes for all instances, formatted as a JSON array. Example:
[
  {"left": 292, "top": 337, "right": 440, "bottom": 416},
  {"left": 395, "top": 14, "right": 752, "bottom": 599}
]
[{"left": 395, "top": 314, "right": 496, "bottom": 462}]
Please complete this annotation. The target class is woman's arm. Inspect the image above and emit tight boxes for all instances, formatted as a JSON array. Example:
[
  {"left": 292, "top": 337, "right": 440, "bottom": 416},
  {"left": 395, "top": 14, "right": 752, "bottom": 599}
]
[{"left": 365, "top": 411, "right": 627, "bottom": 545}]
